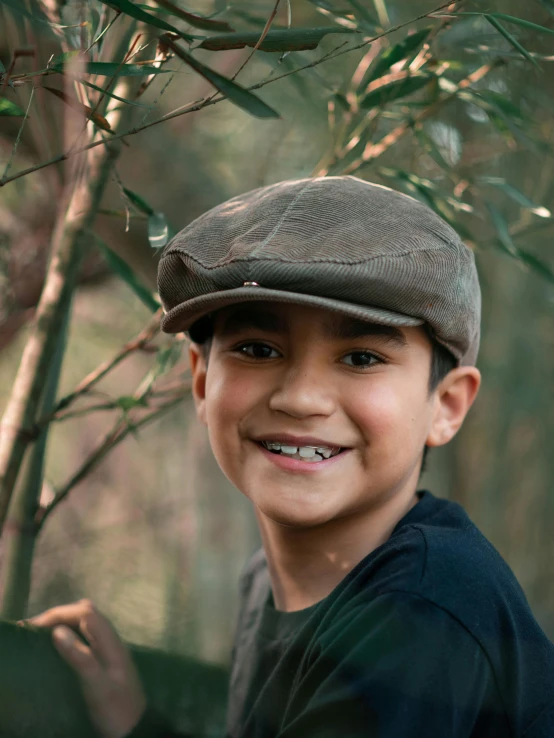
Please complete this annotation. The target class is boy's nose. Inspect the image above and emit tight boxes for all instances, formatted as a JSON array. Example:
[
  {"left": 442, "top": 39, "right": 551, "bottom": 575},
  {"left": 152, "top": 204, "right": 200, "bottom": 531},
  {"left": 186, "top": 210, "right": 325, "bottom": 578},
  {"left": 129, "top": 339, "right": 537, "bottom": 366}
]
[{"left": 267, "top": 366, "right": 336, "bottom": 419}]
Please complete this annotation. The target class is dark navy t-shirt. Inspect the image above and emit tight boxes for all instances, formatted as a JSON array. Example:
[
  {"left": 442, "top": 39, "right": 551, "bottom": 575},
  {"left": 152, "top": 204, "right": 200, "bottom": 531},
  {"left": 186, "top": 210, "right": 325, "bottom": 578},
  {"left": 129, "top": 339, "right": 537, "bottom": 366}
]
[{"left": 131, "top": 491, "right": 554, "bottom": 737}]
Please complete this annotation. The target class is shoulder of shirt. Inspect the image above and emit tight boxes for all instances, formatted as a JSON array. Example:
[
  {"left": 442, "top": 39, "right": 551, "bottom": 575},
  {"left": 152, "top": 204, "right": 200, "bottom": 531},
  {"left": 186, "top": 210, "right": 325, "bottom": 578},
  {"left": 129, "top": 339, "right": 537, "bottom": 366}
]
[{"left": 238, "top": 546, "right": 267, "bottom": 592}]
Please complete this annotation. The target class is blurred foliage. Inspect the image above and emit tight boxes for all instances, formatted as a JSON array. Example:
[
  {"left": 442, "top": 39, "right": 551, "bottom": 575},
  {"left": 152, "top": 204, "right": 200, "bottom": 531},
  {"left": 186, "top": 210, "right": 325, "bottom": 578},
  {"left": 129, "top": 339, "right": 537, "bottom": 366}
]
[{"left": 0, "top": 2, "right": 554, "bottom": 732}]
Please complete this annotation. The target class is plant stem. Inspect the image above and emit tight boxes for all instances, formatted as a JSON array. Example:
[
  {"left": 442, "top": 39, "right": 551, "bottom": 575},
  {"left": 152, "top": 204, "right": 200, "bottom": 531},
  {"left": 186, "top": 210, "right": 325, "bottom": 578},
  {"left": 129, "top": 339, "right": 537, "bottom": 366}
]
[
  {"left": 0, "top": 70, "right": 134, "bottom": 537},
  {"left": 35, "top": 390, "right": 190, "bottom": 532},
  {"left": 0, "top": 302, "right": 70, "bottom": 619}
]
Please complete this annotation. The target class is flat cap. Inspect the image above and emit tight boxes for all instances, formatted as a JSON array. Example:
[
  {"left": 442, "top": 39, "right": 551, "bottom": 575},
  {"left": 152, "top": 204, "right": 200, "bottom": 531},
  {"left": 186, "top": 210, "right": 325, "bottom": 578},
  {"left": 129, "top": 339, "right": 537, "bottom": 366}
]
[{"left": 158, "top": 175, "right": 481, "bottom": 365}]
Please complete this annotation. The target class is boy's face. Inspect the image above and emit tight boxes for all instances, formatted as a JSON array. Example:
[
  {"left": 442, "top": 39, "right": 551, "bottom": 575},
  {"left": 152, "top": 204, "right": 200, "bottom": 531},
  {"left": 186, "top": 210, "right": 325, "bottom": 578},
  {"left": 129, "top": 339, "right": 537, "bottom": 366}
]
[{"left": 189, "top": 302, "right": 479, "bottom": 529}]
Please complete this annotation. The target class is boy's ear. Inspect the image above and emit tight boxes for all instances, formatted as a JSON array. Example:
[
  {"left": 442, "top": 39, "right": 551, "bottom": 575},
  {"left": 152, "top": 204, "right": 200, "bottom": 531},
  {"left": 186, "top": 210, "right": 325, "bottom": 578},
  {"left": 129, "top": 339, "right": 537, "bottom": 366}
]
[
  {"left": 189, "top": 343, "right": 207, "bottom": 426},
  {"left": 426, "top": 366, "right": 481, "bottom": 448}
]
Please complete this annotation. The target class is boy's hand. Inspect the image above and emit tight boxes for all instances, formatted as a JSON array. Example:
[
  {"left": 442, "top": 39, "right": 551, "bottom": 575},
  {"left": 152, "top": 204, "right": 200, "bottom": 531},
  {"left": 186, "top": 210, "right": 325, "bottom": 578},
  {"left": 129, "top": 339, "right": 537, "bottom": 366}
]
[{"left": 27, "top": 599, "right": 147, "bottom": 738}]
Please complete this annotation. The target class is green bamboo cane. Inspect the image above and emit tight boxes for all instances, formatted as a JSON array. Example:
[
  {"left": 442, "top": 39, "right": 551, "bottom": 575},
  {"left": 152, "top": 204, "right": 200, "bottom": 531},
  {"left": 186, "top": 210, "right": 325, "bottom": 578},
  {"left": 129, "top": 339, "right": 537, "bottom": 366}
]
[{"left": 0, "top": 298, "right": 71, "bottom": 620}]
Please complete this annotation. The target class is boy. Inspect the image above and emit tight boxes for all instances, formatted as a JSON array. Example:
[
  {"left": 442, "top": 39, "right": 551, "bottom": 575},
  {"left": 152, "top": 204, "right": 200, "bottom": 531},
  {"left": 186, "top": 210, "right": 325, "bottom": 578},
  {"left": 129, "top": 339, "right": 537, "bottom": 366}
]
[{"left": 30, "top": 176, "right": 554, "bottom": 737}]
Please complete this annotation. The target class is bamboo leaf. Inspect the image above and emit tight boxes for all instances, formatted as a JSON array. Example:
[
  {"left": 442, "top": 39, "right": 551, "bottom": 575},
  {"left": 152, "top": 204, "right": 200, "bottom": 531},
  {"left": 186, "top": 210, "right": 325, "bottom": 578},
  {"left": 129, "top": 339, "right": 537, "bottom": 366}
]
[
  {"left": 42, "top": 86, "right": 115, "bottom": 133},
  {"left": 198, "top": 27, "right": 355, "bottom": 52},
  {"left": 0, "top": 97, "right": 26, "bottom": 116},
  {"left": 0, "top": 0, "right": 51, "bottom": 26},
  {"left": 305, "top": 0, "right": 376, "bottom": 32},
  {"left": 513, "top": 249, "right": 554, "bottom": 282},
  {"left": 485, "top": 15, "right": 540, "bottom": 69},
  {"left": 360, "top": 74, "right": 431, "bottom": 109},
  {"left": 533, "top": 0, "right": 554, "bottom": 17},
  {"left": 148, "top": 212, "right": 170, "bottom": 249},
  {"left": 359, "top": 27, "right": 431, "bottom": 92},
  {"left": 150, "top": 0, "right": 233, "bottom": 32},
  {"left": 98, "top": 0, "right": 195, "bottom": 40},
  {"left": 478, "top": 177, "right": 551, "bottom": 217},
  {"left": 79, "top": 79, "right": 149, "bottom": 107},
  {"left": 489, "top": 12, "right": 554, "bottom": 35},
  {"left": 97, "top": 240, "right": 160, "bottom": 312},
  {"left": 123, "top": 187, "right": 155, "bottom": 215},
  {"left": 455, "top": 11, "right": 554, "bottom": 34},
  {"left": 161, "top": 35, "right": 280, "bottom": 119},
  {"left": 51, "top": 58, "right": 173, "bottom": 77},
  {"left": 485, "top": 203, "right": 554, "bottom": 281},
  {"left": 486, "top": 202, "right": 518, "bottom": 256},
  {"left": 346, "top": 0, "right": 378, "bottom": 29}
]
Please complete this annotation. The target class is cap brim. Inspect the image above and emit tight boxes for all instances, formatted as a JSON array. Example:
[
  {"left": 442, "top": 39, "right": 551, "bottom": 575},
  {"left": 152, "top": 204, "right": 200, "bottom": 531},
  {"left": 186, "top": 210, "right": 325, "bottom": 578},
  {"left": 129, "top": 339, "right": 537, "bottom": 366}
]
[{"left": 161, "top": 287, "right": 423, "bottom": 334}]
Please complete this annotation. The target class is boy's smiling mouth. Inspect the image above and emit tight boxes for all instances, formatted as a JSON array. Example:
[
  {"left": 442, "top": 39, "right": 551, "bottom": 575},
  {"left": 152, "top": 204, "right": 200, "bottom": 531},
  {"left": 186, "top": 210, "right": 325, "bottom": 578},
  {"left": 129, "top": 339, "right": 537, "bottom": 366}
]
[
  {"left": 253, "top": 434, "right": 349, "bottom": 468},
  {"left": 260, "top": 441, "right": 342, "bottom": 462}
]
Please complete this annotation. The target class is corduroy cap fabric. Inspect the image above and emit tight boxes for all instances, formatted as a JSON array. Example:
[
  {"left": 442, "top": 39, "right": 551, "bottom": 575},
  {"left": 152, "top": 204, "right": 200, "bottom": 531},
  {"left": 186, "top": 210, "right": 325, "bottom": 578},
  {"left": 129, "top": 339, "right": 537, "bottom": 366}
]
[{"left": 158, "top": 176, "right": 481, "bottom": 366}]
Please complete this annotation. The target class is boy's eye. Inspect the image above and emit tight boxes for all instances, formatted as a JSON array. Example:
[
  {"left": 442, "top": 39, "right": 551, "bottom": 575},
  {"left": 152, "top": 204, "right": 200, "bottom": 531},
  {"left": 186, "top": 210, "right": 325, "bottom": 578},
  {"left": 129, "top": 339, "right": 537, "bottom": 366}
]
[
  {"left": 342, "top": 351, "right": 381, "bottom": 368},
  {"left": 238, "top": 342, "right": 279, "bottom": 359}
]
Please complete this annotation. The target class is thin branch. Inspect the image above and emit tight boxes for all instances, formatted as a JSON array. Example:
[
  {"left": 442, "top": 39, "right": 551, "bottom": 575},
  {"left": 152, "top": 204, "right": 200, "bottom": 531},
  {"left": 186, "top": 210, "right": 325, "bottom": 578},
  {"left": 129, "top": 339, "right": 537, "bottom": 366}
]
[
  {"left": 36, "top": 308, "right": 163, "bottom": 429},
  {"left": 231, "top": 0, "right": 282, "bottom": 81},
  {"left": 2, "top": 87, "right": 35, "bottom": 180},
  {"left": 35, "top": 389, "right": 190, "bottom": 532},
  {"left": 0, "top": 0, "right": 461, "bottom": 189}
]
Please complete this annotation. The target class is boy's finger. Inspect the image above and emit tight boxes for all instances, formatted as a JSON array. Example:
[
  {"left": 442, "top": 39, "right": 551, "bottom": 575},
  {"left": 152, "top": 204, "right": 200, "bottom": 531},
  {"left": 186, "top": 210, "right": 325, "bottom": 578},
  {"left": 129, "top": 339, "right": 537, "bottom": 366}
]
[
  {"left": 78, "top": 604, "right": 133, "bottom": 672},
  {"left": 26, "top": 599, "right": 96, "bottom": 630},
  {"left": 52, "top": 625, "right": 103, "bottom": 684}
]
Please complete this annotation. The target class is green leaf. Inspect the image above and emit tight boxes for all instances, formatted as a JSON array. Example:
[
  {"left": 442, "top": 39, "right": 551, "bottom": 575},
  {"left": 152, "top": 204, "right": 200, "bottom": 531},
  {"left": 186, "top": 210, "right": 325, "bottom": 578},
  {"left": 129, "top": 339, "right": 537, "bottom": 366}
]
[
  {"left": 486, "top": 202, "right": 518, "bottom": 256},
  {"left": 514, "top": 248, "right": 554, "bottom": 282},
  {"left": 150, "top": 0, "right": 233, "bottom": 32},
  {"left": 0, "top": 97, "right": 26, "bottom": 116},
  {"left": 98, "top": 0, "right": 194, "bottom": 40},
  {"left": 116, "top": 395, "right": 149, "bottom": 411},
  {"left": 198, "top": 27, "right": 355, "bottom": 52},
  {"left": 489, "top": 11, "right": 554, "bottom": 35},
  {"left": 79, "top": 79, "right": 149, "bottom": 107},
  {"left": 306, "top": 0, "right": 376, "bottom": 32},
  {"left": 42, "top": 85, "right": 115, "bottom": 133},
  {"left": 358, "top": 27, "right": 431, "bottom": 92},
  {"left": 98, "top": 240, "right": 160, "bottom": 312},
  {"left": 148, "top": 212, "right": 170, "bottom": 249},
  {"left": 123, "top": 187, "right": 155, "bottom": 215},
  {"left": 345, "top": 0, "right": 378, "bottom": 29},
  {"left": 360, "top": 74, "right": 431, "bottom": 109},
  {"left": 477, "top": 177, "right": 551, "bottom": 217},
  {"left": 533, "top": 0, "right": 554, "bottom": 17},
  {"left": 484, "top": 15, "right": 540, "bottom": 69},
  {"left": 0, "top": 0, "right": 51, "bottom": 26},
  {"left": 485, "top": 202, "right": 554, "bottom": 281},
  {"left": 162, "top": 35, "right": 279, "bottom": 119},
  {"left": 51, "top": 59, "right": 173, "bottom": 77}
]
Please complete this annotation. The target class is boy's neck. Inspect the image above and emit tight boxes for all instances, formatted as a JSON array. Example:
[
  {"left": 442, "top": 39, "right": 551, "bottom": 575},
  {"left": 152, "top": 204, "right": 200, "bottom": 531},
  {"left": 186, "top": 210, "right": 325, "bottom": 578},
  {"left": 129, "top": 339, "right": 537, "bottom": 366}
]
[{"left": 255, "top": 486, "right": 420, "bottom": 613}]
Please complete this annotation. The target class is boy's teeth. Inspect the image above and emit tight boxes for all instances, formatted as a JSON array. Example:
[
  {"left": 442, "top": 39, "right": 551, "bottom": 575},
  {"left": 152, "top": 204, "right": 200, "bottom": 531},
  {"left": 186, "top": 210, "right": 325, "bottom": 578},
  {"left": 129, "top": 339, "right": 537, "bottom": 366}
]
[
  {"left": 262, "top": 442, "right": 339, "bottom": 461},
  {"left": 281, "top": 445, "right": 298, "bottom": 455}
]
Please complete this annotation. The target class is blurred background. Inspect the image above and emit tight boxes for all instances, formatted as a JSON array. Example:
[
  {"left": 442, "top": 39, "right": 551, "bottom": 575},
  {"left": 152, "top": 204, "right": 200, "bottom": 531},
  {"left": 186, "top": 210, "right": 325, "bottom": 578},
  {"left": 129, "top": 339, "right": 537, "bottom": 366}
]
[{"left": 0, "top": 0, "right": 553, "bottom": 688}]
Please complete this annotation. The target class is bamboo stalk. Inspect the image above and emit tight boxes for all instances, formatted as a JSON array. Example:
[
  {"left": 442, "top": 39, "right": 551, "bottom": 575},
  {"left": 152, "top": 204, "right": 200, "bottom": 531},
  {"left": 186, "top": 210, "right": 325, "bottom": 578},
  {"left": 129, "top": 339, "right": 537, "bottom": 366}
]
[
  {"left": 0, "top": 303, "right": 70, "bottom": 619},
  {"left": 0, "top": 64, "right": 134, "bottom": 538}
]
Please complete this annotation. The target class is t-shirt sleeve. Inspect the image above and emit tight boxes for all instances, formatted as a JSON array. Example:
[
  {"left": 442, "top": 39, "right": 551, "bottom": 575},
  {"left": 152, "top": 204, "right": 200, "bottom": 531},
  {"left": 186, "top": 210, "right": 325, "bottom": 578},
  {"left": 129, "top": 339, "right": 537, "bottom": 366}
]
[
  {"left": 277, "top": 592, "right": 507, "bottom": 738},
  {"left": 123, "top": 705, "right": 194, "bottom": 738}
]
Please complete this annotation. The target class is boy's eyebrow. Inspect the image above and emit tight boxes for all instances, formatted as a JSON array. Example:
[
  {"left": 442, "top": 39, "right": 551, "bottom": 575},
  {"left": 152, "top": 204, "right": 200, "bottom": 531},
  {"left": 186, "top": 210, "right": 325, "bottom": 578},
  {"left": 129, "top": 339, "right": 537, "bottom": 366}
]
[
  {"left": 321, "top": 315, "right": 408, "bottom": 347},
  {"left": 217, "top": 307, "right": 286, "bottom": 336},
  {"left": 217, "top": 307, "right": 408, "bottom": 347}
]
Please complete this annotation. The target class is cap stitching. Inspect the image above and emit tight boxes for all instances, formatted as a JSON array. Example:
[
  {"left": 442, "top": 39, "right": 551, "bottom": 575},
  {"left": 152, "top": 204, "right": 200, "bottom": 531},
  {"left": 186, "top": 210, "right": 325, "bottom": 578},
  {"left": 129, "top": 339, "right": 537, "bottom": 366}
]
[
  {"left": 161, "top": 244, "right": 462, "bottom": 270},
  {"left": 246, "top": 179, "right": 319, "bottom": 281}
]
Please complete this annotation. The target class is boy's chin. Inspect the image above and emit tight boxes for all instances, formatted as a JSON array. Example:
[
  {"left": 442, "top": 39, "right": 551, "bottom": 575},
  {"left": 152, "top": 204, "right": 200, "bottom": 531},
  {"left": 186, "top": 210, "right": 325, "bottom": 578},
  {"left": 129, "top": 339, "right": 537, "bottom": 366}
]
[{"left": 253, "top": 495, "right": 344, "bottom": 530}]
